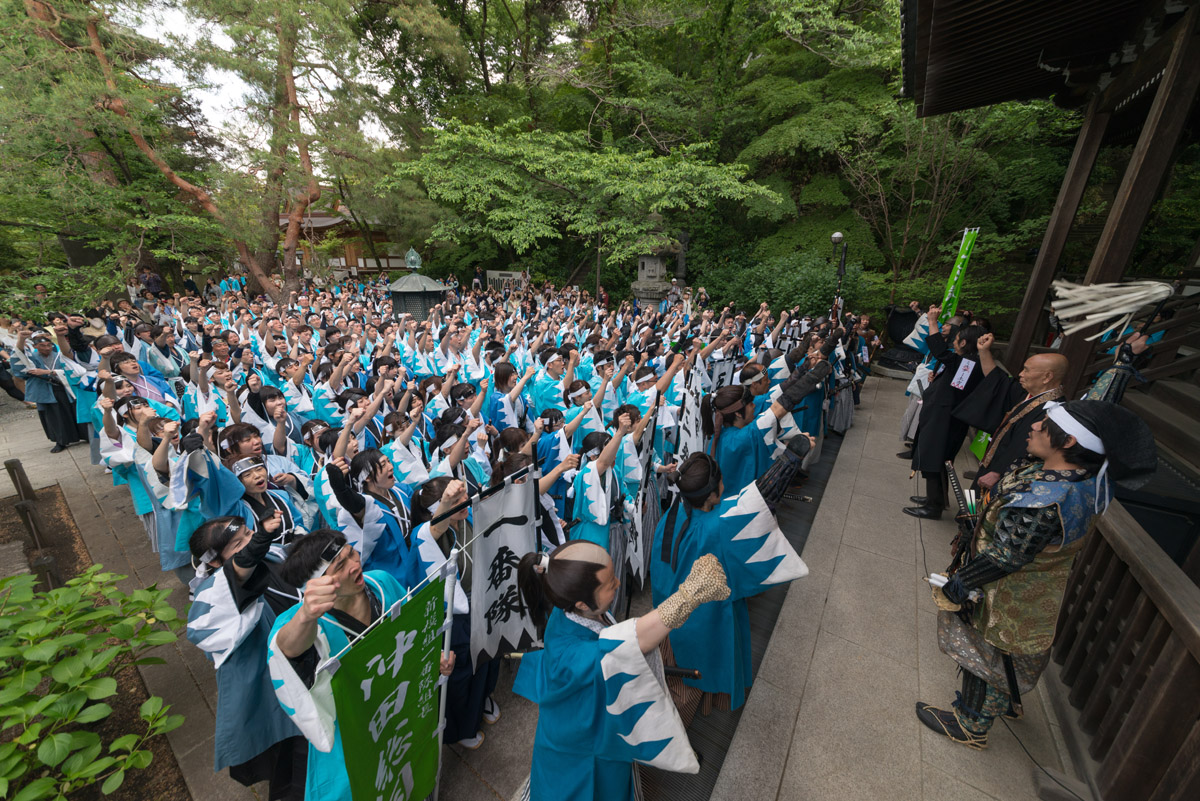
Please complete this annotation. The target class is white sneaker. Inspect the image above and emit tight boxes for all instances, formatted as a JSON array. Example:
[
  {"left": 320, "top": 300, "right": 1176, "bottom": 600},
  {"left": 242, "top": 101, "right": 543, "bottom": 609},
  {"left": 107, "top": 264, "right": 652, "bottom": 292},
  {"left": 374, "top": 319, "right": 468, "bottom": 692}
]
[
  {"left": 456, "top": 731, "right": 485, "bottom": 750},
  {"left": 483, "top": 697, "right": 501, "bottom": 725}
]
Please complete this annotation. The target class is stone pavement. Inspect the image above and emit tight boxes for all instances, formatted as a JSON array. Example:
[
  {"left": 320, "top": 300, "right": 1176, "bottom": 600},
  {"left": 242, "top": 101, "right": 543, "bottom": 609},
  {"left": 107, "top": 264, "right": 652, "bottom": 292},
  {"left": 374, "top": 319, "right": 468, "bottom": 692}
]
[{"left": 710, "top": 375, "right": 1074, "bottom": 801}]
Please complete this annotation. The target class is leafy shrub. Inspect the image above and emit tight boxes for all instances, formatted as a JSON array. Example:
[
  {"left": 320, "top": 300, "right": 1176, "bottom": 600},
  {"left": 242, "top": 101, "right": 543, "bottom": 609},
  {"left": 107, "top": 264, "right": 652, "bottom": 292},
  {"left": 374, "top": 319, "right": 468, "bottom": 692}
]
[
  {"left": 692, "top": 249, "right": 866, "bottom": 317},
  {"left": 0, "top": 567, "right": 184, "bottom": 800}
]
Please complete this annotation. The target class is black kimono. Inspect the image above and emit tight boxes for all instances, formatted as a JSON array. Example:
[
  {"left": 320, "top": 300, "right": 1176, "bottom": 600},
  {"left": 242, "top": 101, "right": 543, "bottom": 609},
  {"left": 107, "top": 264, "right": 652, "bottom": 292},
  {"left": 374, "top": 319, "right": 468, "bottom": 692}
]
[
  {"left": 909, "top": 333, "right": 985, "bottom": 474},
  {"left": 952, "top": 370, "right": 1063, "bottom": 489}
]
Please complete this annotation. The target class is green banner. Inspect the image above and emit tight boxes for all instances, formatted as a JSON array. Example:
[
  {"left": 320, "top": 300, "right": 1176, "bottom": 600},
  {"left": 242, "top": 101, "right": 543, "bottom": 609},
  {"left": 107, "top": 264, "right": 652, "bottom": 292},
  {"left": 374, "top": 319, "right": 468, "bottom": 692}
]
[
  {"left": 969, "top": 430, "right": 991, "bottom": 461},
  {"left": 330, "top": 577, "right": 446, "bottom": 801},
  {"left": 939, "top": 228, "right": 979, "bottom": 323}
]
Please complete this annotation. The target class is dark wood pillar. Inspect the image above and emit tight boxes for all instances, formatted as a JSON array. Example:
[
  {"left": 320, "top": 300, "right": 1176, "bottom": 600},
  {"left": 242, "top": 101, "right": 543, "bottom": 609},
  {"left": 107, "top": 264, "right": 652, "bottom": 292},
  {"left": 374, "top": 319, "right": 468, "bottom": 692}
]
[
  {"left": 1059, "top": 8, "right": 1200, "bottom": 395},
  {"left": 1006, "top": 97, "right": 1109, "bottom": 371}
]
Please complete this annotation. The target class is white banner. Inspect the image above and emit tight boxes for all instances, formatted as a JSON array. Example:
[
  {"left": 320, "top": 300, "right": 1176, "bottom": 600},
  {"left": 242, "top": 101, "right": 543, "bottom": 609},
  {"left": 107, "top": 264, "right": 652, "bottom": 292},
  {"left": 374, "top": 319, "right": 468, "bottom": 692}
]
[
  {"left": 628, "top": 476, "right": 661, "bottom": 589},
  {"left": 469, "top": 479, "right": 540, "bottom": 669},
  {"left": 708, "top": 357, "right": 738, "bottom": 390},
  {"left": 675, "top": 370, "right": 706, "bottom": 461}
]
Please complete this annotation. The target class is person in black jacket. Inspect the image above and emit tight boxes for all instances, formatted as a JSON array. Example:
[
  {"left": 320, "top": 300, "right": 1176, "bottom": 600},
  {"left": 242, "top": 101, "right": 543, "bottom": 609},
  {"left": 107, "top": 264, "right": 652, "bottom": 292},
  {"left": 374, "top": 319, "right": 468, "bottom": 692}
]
[
  {"left": 904, "top": 308, "right": 988, "bottom": 519},
  {"left": 950, "top": 333, "right": 1068, "bottom": 495}
]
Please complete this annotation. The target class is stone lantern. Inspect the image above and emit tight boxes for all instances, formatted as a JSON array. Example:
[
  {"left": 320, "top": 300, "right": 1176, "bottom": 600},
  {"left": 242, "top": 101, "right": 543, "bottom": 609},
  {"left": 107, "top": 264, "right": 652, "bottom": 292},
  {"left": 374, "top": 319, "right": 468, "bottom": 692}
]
[{"left": 631, "top": 251, "right": 676, "bottom": 307}]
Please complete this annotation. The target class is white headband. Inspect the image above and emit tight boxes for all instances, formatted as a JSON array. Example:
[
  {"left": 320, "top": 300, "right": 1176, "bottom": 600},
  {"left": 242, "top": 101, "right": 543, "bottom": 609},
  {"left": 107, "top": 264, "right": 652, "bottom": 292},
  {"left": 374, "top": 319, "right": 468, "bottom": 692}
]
[
  {"left": 353, "top": 462, "right": 376, "bottom": 489},
  {"left": 439, "top": 434, "right": 460, "bottom": 453},
  {"left": 428, "top": 499, "right": 442, "bottom": 517},
  {"left": 1044, "top": 402, "right": 1105, "bottom": 454},
  {"left": 231, "top": 456, "right": 265, "bottom": 476},
  {"left": 533, "top": 552, "right": 550, "bottom": 574},
  {"left": 569, "top": 385, "right": 589, "bottom": 400},
  {"left": 544, "top": 352, "right": 563, "bottom": 368}
]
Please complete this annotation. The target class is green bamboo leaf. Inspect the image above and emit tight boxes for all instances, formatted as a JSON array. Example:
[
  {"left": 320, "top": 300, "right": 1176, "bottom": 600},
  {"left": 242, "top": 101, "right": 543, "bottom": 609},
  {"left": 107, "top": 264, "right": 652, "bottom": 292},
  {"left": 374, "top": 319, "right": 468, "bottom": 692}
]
[
  {"left": 43, "top": 691, "right": 87, "bottom": 722},
  {"left": 88, "top": 647, "right": 122, "bottom": 673},
  {"left": 108, "top": 624, "right": 133, "bottom": 640},
  {"left": 71, "top": 755, "right": 115, "bottom": 780},
  {"left": 22, "top": 640, "right": 60, "bottom": 662},
  {"left": 156, "top": 714, "right": 185, "bottom": 734},
  {"left": 137, "top": 697, "right": 163, "bottom": 720},
  {"left": 108, "top": 734, "right": 138, "bottom": 753},
  {"left": 50, "top": 655, "right": 87, "bottom": 686},
  {"left": 61, "top": 742, "right": 102, "bottom": 778},
  {"left": 82, "top": 678, "right": 117, "bottom": 700},
  {"left": 0, "top": 681, "right": 31, "bottom": 706},
  {"left": 139, "top": 631, "right": 177, "bottom": 647}
]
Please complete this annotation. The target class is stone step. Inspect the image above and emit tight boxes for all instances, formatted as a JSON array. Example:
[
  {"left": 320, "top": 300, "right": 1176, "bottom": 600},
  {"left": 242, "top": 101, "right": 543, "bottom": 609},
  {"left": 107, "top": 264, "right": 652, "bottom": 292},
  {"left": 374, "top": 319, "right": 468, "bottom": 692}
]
[
  {"left": 1149, "top": 378, "right": 1200, "bottom": 420},
  {"left": 0, "top": 540, "right": 30, "bottom": 579},
  {"left": 1122, "top": 392, "right": 1200, "bottom": 474}
]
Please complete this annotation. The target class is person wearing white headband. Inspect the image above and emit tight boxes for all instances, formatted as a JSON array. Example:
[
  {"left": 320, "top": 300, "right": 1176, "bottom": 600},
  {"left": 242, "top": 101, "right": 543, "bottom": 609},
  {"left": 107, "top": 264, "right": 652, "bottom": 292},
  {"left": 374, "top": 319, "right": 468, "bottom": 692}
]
[
  {"left": 530, "top": 347, "right": 576, "bottom": 417},
  {"left": 513, "top": 540, "right": 731, "bottom": 801},
  {"left": 268, "top": 529, "right": 455, "bottom": 801},
  {"left": 569, "top": 413, "right": 635, "bottom": 548},
  {"left": 919, "top": 397, "right": 1155, "bottom": 750},
  {"left": 185, "top": 515, "right": 306, "bottom": 799}
]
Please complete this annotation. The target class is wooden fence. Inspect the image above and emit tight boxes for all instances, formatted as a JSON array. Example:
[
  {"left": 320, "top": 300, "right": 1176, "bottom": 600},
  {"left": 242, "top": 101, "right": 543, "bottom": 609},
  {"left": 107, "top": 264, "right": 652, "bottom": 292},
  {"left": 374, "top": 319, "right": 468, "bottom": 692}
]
[{"left": 1052, "top": 499, "right": 1200, "bottom": 801}]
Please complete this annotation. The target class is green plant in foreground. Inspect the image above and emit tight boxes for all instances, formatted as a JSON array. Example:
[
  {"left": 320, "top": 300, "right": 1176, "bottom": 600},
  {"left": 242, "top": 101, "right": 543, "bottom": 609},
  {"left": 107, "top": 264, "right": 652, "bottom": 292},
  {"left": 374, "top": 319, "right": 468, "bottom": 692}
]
[{"left": 0, "top": 567, "right": 184, "bottom": 800}]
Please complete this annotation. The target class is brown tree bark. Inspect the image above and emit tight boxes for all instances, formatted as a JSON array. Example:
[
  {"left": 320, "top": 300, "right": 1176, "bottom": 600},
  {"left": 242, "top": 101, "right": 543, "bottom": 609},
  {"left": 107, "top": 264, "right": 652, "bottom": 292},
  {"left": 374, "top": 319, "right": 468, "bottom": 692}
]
[
  {"left": 77, "top": 13, "right": 285, "bottom": 300},
  {"left": 276, "top": 17, "right": 320, "bottom": 298}
]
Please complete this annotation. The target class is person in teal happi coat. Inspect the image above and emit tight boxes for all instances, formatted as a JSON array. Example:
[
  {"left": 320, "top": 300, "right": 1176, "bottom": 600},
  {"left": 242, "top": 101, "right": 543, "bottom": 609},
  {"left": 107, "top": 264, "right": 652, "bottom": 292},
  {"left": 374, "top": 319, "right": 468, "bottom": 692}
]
[
  {"left": 267, "top": 530, "right": 454, "bottom": 801},
  {"left": 651, "top": 452, "right": 809, "bottom": 709},
  {"left": 700, "top": 351, "right": 831, "bottom": 495},
  {"left": 514, "top": 540, "right": 731, "bottom": 801}
]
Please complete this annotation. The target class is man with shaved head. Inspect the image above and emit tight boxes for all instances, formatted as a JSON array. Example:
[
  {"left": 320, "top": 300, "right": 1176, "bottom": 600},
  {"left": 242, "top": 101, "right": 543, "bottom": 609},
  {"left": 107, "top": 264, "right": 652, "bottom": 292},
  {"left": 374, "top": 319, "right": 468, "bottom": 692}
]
[{"left": 952, "top": 333, "right": 1067, "bottom": 492}]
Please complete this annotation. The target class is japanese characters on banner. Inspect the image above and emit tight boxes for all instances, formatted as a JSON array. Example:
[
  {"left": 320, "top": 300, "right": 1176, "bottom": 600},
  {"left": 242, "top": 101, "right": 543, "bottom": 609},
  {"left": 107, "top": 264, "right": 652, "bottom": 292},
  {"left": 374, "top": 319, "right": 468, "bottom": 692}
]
[
  {"left": 329, "top": 577, "right": 446, "bottom": 801},
  {"left": 675, "top": 370, "right": 706, "bottom": 461},
  {"left": 707, "top": 357, "right": 738, "bottom": 391},
  {"left": 469, "top": 479, "right": 539, "bottom": 669},
  {"left": 625, "top": 412, "right": 659, "bottom": 586}
]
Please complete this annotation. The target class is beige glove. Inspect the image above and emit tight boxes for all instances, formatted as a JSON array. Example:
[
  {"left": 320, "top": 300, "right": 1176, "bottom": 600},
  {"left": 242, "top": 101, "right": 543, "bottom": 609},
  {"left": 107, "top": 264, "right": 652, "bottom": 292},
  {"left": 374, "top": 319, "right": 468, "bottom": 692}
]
[
  {"left": 657, "top": 554, "right": 732, "bottom": 629},
  {"left": 930, "top": 584, "right": 962, "bottom": 613}
]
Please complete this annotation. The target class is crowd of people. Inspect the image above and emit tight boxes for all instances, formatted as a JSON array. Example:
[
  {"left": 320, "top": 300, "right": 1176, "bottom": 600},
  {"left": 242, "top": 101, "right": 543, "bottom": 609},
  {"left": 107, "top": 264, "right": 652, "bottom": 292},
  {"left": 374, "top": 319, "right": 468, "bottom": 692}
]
[
  {"left": 1, "top": 270, "right": 878, "bottom": 801},
  {"left": 0, "top": 266, "right": 1160, "bottom": 800}
]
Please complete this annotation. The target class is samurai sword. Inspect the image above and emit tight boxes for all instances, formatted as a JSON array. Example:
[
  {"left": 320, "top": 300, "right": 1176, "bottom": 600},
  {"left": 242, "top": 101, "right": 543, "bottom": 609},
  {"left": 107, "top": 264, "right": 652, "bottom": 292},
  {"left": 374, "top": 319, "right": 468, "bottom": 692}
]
[{"left": 945, "top": 460, "right": 977, "bottom": 576}]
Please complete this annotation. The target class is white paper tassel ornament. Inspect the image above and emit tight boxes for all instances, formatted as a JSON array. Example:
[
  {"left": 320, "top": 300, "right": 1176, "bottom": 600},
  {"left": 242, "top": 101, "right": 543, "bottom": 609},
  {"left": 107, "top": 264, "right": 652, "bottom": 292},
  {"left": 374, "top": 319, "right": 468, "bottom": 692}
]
[{"left": 1049, "top": 280, "right": 1173, "bottom": 341}]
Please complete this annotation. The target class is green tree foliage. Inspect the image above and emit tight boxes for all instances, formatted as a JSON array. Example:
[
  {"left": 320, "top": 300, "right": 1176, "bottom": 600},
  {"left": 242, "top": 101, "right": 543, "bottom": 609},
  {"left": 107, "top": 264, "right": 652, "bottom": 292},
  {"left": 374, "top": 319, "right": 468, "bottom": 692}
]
[
  {"left": 0, "top": 1, "right": 229, "bottom": 308},
  {"left": 1, "top": 0, "right": 1118, "bottom": 334},
  {"left": 396, "top": 118, "right": 781, "bottom": 269}
]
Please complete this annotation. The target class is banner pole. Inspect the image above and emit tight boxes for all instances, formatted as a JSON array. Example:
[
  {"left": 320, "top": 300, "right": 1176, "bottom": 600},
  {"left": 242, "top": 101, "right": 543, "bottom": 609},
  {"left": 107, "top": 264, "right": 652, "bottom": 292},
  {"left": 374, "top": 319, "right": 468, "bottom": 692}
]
[{"left": 433, "top": 546, "right": 458, "bottom": 801}]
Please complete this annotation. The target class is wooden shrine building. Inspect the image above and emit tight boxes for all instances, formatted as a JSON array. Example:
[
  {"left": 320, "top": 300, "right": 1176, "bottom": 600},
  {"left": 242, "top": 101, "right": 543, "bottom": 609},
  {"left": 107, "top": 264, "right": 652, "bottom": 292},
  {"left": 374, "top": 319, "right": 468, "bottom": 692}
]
[{"left": 904, "top": 3, "right": 1200, "bottom": 801}]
